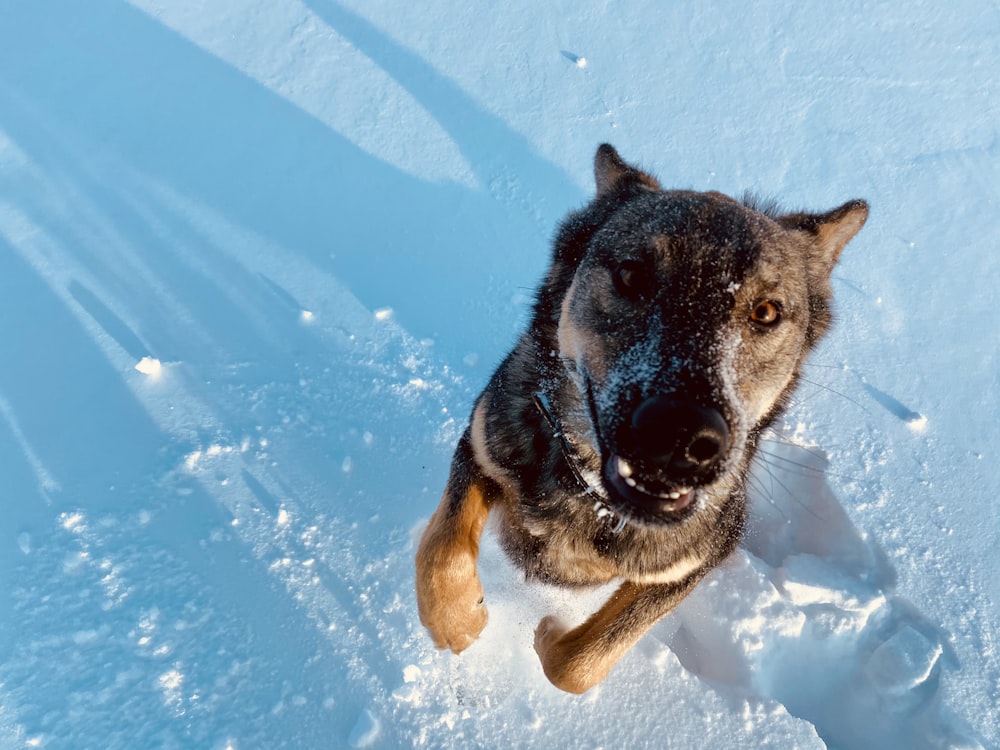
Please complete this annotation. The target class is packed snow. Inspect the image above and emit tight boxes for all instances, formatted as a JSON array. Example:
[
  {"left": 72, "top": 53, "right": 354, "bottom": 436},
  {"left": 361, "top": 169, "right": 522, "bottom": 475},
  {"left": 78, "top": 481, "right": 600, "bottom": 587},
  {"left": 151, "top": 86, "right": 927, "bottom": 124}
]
[{"left": 0, "top": 1, "right": 998, "bottom": 748}]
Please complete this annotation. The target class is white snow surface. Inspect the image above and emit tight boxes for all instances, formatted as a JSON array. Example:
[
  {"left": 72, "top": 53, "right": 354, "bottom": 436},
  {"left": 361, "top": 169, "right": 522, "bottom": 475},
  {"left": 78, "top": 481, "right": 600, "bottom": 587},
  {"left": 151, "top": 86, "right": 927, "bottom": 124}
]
[{"left": 1, "top": 1, "right": 998, "bottom": 748}]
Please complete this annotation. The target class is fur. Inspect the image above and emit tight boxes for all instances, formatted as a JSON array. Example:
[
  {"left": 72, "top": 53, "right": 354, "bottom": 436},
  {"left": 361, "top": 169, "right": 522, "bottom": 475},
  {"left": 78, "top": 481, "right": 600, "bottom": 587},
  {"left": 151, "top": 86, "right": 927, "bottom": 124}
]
[{"left": 415, "top": 144, "right": 868, "bottom": 693}]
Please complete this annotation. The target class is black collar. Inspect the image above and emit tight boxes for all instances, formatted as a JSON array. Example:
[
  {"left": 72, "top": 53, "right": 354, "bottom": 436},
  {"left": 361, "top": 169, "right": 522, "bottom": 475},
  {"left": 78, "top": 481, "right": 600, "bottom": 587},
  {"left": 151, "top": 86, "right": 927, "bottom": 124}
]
[{"left": 532, "top": 391, "right": 626, "bottom": 533}]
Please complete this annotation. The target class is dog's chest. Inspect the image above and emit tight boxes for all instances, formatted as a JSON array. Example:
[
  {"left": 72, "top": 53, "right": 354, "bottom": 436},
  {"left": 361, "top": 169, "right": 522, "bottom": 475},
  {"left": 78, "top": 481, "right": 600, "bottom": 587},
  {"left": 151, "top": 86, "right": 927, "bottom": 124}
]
[{"left": 497, "top": 503, "right": 705, "bottom": 587}]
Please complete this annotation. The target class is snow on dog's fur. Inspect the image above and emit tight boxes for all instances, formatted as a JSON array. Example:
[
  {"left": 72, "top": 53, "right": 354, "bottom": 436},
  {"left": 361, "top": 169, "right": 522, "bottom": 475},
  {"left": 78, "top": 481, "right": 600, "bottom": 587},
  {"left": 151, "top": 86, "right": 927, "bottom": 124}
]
[{"left": 416, "top": 144, "right": 868, "bottom": 693}]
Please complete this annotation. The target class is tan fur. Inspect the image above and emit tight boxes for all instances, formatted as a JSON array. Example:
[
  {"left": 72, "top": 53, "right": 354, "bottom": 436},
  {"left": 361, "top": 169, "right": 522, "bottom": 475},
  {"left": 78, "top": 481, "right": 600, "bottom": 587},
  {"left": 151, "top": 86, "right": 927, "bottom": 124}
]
[
  {"left": 631, "top": 553, "right": 705, "bottom": 584},
  {"left": 533, "top": 535, "right": 620, "bottom": 584},
  {"left": 595, "top": 143, "right": 661, "bottom": 195},
  {"left": 533, "top": 578, "right": 700, "bottom": 693},
  {"left": 469, "top": 400, "right": 512, "bottom": 488},
  {"left": 557, "top": 276, "right": 605, "bottom": 377},
  {"left": 414, "top": 479, "right": 490, "bottom": 653},
  {"left": 814, "top": 201, "right": 869, "bottom": 265},
  {"left": 414, "top": 144, "right": 867, "bottom": 693}
]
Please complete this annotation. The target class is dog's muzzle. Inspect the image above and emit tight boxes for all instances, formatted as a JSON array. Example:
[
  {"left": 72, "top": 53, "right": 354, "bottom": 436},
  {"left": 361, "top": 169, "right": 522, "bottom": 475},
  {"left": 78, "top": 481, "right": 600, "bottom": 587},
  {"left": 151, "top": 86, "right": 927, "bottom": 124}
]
[{"left": 604, "top": 396, "right": 731, "bottom": 517}]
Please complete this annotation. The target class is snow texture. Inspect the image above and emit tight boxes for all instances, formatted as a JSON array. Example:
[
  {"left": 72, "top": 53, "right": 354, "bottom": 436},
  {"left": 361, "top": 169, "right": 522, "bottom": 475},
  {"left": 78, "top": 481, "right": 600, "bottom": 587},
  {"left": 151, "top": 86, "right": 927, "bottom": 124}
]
[{"left": 0, "top": 1, "right": 998, "bottom": 748}]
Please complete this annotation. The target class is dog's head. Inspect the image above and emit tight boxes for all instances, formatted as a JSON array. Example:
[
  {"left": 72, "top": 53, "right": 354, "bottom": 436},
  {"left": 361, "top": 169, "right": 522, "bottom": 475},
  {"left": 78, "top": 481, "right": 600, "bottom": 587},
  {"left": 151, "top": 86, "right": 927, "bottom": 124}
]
[{"left": 547, "top": 145, "right": 867, "bottom": 525}]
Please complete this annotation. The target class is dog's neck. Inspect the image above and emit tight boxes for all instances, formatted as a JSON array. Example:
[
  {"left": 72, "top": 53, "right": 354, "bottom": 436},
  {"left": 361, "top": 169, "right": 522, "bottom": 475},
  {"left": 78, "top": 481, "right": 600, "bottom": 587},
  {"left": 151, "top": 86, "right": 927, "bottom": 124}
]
[{"left": 531, "top": 391, "right": 627, "bottom": 533}]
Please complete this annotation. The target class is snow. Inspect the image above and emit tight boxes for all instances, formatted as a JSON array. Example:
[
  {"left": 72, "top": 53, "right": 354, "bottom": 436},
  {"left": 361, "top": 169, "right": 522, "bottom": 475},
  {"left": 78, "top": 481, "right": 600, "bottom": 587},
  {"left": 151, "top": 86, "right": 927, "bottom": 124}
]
[
  {"left": 134, "top": 356, "right": 163, "bottom": 377},
  {"left": 0, "top": 0, "right": 998, "bottom": 748}
]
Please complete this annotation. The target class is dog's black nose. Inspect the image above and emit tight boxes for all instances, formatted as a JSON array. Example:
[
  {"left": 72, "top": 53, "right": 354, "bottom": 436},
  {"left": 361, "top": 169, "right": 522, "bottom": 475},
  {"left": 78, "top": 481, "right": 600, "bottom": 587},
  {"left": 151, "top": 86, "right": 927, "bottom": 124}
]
[{"left": 628, "top": 396, "right": 730, "bottom": 474}]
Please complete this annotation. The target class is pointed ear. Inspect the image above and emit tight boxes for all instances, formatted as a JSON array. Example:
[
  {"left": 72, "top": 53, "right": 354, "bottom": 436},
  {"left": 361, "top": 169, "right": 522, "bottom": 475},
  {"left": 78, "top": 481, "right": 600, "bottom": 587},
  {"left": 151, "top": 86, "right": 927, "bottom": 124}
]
[
  {"left": 594, "top": 144, "right": 661, "bottom": 196},
  {"left": 780, "top": 199, "right": 869, "bottom": 269}
]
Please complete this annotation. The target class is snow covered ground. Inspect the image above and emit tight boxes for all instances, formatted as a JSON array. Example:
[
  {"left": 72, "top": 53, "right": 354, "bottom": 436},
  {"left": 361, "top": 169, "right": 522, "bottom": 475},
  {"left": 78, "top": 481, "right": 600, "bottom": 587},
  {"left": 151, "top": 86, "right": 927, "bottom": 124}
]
[{"left": 1, "top": 1, "right": 998, "bottom": 747}]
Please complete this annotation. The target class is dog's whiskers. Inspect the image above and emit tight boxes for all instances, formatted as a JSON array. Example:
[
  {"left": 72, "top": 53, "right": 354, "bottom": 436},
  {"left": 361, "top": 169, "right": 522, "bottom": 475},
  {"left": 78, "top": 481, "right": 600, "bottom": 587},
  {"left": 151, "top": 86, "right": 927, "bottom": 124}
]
[
  {"left": 751, "top": 455, "right": 828, "bottom": 522},
  {"left": 800, "top": 361, "right": 849, "bottom": 370},
  {"left": 416, "top": 143, "right": 869, "bottom": 693},
  {"left": 795, "top": 376, "right": 870, "bottom": 415},
  {"left": 758, "top": 434, "right": 857, "bottom": 483},
  {"left": 746, "top": 473, "right": 792, "bottom": 523},
  {"left": 755, "top": 447, "right": 827, "bottom": 475}
]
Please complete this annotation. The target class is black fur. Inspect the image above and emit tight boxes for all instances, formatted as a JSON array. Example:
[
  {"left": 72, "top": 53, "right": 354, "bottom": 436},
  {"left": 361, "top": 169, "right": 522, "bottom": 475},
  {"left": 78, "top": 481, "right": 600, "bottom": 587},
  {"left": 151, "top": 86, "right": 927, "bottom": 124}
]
[{"left": 415, "top": 144, "right": 868, "bottom": 692}]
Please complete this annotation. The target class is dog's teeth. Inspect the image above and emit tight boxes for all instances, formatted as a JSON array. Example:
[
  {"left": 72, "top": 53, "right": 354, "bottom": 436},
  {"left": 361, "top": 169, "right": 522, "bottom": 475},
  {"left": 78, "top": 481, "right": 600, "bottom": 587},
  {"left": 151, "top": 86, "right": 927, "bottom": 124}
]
[
  {"left": 668, "top": 491, "right": 680, "bottom": 500},
  {"left": 624, "top": 476, "right": 637, "bottom": 488},
  {"left": 616, "top": 456, "right": 633, "bottom": 478}
]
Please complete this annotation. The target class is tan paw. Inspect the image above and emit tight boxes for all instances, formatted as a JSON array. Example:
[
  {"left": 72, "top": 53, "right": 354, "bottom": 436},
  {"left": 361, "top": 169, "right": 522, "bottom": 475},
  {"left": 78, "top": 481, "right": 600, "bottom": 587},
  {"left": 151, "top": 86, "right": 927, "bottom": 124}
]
[
  {"left": 533, "top": 614, "right": 569, "bottom": 658},
  {"left": 416, "top": 552, "right": 488, "bottom": 653},
  {"left": 534, "top": 615, "right": 607, "bottom": 694}
]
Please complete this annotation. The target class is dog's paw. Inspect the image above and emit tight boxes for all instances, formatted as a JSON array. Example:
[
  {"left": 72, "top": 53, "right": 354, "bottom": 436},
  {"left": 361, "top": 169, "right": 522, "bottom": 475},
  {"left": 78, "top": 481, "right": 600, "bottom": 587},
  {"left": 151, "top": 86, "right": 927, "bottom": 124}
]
[
  {"left": 533, "top": 615, "right": 569, "bottom": 652},
  {"left": 533, "top": 616, "right": 599, "bottom": 694},
  {"left": 424, "top": 588, "right": 487, "bottom": 654},
  {"left": 415, "top": 551, "right": 488, "bottom": 654}
]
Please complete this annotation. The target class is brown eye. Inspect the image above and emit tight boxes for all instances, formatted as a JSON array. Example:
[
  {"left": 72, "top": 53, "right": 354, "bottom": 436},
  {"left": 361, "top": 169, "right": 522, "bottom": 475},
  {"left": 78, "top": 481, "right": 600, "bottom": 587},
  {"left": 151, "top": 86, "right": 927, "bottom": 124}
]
[
  {"left": 613, "top": 260, "right": 648, "bottom": 298},
  {"left": 750, "top": 300, "right": 782, "bottom": 327}
]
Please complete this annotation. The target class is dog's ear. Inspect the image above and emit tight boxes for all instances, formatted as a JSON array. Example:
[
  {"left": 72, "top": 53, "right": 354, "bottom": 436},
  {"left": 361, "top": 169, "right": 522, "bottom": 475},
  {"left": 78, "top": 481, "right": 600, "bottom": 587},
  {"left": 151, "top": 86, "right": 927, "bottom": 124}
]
[
  {"left": 781, "top": 199, "right": 869, "bottom": 270},
  {"left": 594, "top": 144, "right": 661, "bottom": 196}
]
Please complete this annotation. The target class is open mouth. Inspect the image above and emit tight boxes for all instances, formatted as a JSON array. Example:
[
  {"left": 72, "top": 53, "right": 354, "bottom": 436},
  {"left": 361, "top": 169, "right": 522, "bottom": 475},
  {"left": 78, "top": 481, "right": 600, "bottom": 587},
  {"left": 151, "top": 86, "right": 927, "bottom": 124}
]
[
  {"left": 579, "top": 372, "right": 707, "bottom": 523},
  {"left": 603, "top": 454, "right": 697, "bottom": 518}
]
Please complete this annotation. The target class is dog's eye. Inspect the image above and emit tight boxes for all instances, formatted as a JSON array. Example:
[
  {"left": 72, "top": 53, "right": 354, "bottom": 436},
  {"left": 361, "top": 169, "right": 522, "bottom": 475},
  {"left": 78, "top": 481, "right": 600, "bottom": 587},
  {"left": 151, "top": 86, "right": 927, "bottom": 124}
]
[
  {"left": 749, "top": 300, "right": 782, "bottom": 327},
  {"left": 613, "top": 261, "right": 648, "bottom": 298}
]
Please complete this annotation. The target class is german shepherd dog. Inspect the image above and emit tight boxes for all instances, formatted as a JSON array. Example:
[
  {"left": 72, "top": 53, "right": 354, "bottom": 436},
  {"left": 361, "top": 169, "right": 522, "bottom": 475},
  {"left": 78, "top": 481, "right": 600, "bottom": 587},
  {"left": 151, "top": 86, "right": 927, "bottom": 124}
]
[{"left": 416, "top": 145, "right": 868, "bottom": 693}]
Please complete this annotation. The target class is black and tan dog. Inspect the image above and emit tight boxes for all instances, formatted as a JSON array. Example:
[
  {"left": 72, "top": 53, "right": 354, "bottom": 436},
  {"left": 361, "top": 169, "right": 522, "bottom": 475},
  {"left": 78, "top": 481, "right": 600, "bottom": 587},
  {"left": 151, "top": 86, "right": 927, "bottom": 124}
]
[{"left": 416, "top": 145, "right": 867, "bottom": 693}]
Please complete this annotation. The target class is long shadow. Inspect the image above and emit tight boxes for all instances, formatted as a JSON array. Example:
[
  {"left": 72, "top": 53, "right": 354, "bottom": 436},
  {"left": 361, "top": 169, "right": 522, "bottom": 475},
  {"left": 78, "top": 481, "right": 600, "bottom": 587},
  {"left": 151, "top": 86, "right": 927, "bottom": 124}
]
[
  {"left": 0, "top": 6, "right": 585, "bottom": 741},
  {"left": 305, "top": 1, "right": 577, "bottom": 203},
  {"left": 0, "top": 0, "right": 587, "bottom": 530},
  {"left": 0, "top": 1, "right": 578, "bottom": 358},
  {"left": 0, "top": 241, "right": 360, "bottom": 745},
  {"left": 0, "top": 242, "right": 163, "bottom": 499}
]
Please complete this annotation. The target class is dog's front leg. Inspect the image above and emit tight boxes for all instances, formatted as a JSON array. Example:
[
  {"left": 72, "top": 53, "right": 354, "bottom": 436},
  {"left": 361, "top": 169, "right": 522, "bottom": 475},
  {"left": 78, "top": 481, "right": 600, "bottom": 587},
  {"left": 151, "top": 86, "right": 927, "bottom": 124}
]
[
  {"left": 534, "top": 575, "right": 702, "bottom": 693},
  {"left": 415, "top": 432, "right": 491, "bottom": 653}
]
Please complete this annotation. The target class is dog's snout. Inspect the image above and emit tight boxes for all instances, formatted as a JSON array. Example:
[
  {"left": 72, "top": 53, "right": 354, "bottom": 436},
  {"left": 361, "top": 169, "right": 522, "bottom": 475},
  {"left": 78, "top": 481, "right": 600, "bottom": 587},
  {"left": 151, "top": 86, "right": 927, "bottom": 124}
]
[{"left": 628, "top": 396, "right": 729, "bottom": 473}]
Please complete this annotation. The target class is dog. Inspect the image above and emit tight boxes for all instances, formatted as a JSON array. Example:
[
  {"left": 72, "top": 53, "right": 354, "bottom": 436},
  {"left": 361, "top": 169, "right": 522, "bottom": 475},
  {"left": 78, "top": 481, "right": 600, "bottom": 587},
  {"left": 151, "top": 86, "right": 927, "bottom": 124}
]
[{"left": 415, "top": 144, "right": 868, "bottom": 693}]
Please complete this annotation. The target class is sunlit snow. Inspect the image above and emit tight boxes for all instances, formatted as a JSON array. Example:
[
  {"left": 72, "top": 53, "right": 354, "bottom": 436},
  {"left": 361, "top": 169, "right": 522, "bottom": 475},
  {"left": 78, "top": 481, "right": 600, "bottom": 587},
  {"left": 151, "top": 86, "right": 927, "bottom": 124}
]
[{"left": 0, "top": 1, "right": 997, "bottom": 749}]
